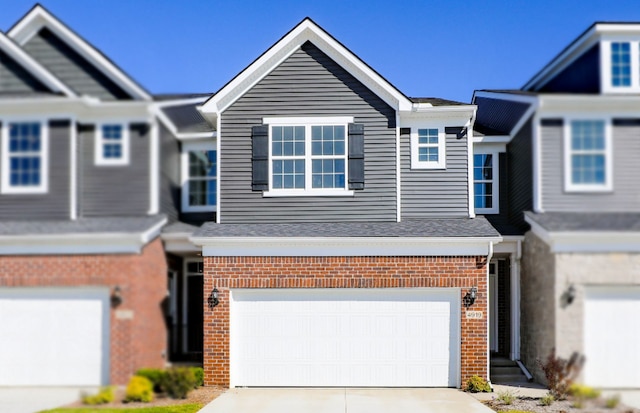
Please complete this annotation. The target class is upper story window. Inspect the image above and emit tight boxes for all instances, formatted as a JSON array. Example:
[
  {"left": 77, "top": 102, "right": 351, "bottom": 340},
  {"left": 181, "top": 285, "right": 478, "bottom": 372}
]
[
  {"left": 611, "top": 42, "right": 631, "bottom": 87},
  {"left": 1, "top": 122, "right": 48, "bottom": 194},
  {"left": 95, "top": 123, "right": 129, "bottom": 166},
  {"left": 262, "top": 117, "right": 354, "bottom": 196},
  {"left": 181, "top": 141, "right": 216, "bottom": 212},
  {"left": 564, "top": 120, "right": 612, "bottom": 192},
  {"left": 410, "top": 127, "right": 445, "bottom": 169},
  {"left": 603, "top": 40, "right": 640, "bottom": 92},
  {"left": 473, "top": 152, "right": 499, "bottom": 214}
]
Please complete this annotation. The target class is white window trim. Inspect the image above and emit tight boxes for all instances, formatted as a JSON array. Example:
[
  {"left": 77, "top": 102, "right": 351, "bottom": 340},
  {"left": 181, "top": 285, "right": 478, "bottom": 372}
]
[
  {"left": 181, "top": 140, "right": 217, "bottom": 213},
  {"left": 601, "top": 38, "right": 640, "bottom": 93},
  {"left": 410, "top": 127, "right": 446, "bottom": 169},
  {"left": 473, "top": 150, "right": 499, "bottom": 214},
  {"left": 1, "top": 120, "right": 49, "bottom": 194},
  {"left": 262, "top": 116, "right": 354, "bottom": 197},
  {"left": 95, "top": 122, "right": 130, "bottom": 166},
  {"left": 563, "top": 117, "right": 613, "bottom": 193}
]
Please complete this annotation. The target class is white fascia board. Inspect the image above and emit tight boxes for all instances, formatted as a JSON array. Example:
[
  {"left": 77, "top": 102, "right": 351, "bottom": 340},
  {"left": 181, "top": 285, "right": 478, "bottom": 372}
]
[
  {"left": 493, "top": 236, "right": 525, "bottom": 255},
  {"left": 473, "top": 135, "right": 510, "bottom": 144},
  {"left": 191, "top": 236, "right": 502, "bottom": 257},
  {"left": 154, "top": 97, "right": 210, "bottom": 108},
  {"left": 0, "top": 33, "right": 75, "bottom": 97},
  {"left": 0, "top": 217, "right": 166, "bottom": 255},
  {"left": 161, "top": 232, "right": 200, "bottom": 253},
  {"left": 8, "top": 6, "right": 151, "bottom": 101},
  {"left": 201, "top": 19, "right": 412, "bottom": 114}
]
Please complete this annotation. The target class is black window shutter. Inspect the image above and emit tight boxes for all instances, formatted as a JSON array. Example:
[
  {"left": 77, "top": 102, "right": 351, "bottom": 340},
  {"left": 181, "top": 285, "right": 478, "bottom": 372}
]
[
  {"left": 348, "top": 123, "right": 365, "bottom": 190},
  {"left": 252, "top": 125, "right": 269, "bottom": 191}
]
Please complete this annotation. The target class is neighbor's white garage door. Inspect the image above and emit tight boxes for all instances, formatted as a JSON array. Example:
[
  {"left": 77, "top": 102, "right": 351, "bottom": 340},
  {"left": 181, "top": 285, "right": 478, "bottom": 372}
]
[
  {"left": 0, "top": 288, "right": 110, "bottom": 386},
  {"left": 230, "top": 288, "right": 460, "bottom": 387},
  {"left": 584, "top": 286, "right": 640, "bottom": 388}
]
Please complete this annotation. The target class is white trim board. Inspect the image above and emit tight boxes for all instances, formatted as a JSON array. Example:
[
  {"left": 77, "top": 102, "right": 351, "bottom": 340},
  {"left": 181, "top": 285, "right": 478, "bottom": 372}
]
[{"left": 192, "top": 236, "right": 501, "bottom": 257}]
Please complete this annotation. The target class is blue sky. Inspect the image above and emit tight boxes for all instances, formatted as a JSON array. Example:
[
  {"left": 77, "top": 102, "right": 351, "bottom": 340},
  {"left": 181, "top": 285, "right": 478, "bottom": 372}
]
[{"left": 2, "top": 1, "right": 639, "bottom": 102}]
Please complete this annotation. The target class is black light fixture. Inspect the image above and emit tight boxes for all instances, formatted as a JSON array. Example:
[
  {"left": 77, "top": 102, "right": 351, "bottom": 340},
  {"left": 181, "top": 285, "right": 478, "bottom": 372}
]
[
  {"left": 208, "top": 287, "right": 219, "bottom": 309},
  {"left": 111, "top": 285, "right": 123, "bottom": 307},
  {"left": 463, "top": 286, "right": 477, "bottom": 308},
  {"left": 561, "top": 284, "right": 576, "bottom": 308}
]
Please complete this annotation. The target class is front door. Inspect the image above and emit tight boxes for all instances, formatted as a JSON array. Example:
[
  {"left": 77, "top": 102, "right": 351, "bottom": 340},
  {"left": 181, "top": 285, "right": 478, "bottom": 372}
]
[{"left": 489, "top": 261, "right": 498, "bottom": 353}]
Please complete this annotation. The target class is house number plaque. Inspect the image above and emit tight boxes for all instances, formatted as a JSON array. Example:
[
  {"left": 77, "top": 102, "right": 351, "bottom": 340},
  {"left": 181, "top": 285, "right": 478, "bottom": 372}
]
[{"left": 466, "top": 311, "right": 483, "bottom": 319}]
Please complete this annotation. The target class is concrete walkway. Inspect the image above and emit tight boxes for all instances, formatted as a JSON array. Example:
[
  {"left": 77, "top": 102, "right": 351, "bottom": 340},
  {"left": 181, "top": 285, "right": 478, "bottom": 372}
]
[
  {"left": 199, "top": 388, "right": 495, "bottom": 413},
  {"left": 0, "top": 387, "right": 94, "bottom": 413}
]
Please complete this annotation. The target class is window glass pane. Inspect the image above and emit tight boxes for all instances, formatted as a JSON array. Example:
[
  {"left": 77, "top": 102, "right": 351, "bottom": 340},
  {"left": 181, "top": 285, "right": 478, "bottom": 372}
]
[
  {"left": 473, "top": 153, "right": 495, "bottom": 210},
  {"left": 188, "top": 149, "right": 217, "bottom": 206},
  {"left": 611, "top": 42, "right": 631, "bottom": 87},
  {"left": 570, "top": 121, "right": 606, "bottom": 186},
  {"left": 7, "top": 123, "right": 42, "bottom": 188},
  {"left": 311, "top": 125, "right": 345, "bottom": 156},
  {"left": 311, "top": 159, "right": 345, "bottom": 189},
  {"left": 272, "top": 159, "right": 305, "bottom": 189}
]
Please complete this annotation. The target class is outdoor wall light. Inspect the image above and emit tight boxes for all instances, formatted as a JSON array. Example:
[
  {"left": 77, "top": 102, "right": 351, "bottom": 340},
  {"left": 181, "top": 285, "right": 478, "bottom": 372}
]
[
  {"left": 463, "top": 286, "right": 477, "bottom": 308},
  {"left": 111, "top": 285, "right": 123, "bottom": 307},
  {"left": 208, "top": 287, "right": 220, "bottom": 309},
  {"left": 561, "top": 284, "right": 576, "bottom": 308}
]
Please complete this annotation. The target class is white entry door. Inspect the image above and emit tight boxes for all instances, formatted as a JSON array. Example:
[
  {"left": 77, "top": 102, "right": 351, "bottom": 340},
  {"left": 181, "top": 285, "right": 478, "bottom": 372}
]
[
  {"left": 0, "top": 288, "right": 110, "bottom": 386},
  {"left": 230, "top": 288, "right": 460, "bottom": 387},
  {"left": 584, "top": 286, "right": 640, "bottom": 388}
]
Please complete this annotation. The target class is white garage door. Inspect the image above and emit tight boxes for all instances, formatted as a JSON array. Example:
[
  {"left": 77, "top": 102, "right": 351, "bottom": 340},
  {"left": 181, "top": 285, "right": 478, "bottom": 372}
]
[
  {"left": 230, "top": 288, "right": 460, "bottom": 387},
  {"left": 584, "top": 286, "right": 640, "bottom": 388},
  {"left": 0, "top": 288, "right": 110, "bottom": 386}
]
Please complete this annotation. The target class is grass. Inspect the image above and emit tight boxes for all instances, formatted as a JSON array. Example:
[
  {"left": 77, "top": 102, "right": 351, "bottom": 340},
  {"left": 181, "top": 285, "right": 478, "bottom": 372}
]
[{"left": 39, "top": 404, "right": 202, "bottom": 413}]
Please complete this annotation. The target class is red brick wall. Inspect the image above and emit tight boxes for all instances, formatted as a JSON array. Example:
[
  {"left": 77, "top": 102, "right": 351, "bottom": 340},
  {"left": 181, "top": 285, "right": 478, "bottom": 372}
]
[
  {"left": 0, "top": 238, "right": 167, "bottom": 384},
  {"left": 203, "top": 255, "right": 488, "bottom": 388}
]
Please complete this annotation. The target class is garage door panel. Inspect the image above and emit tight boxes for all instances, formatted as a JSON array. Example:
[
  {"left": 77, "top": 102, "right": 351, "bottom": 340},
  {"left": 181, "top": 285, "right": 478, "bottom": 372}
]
[{"left": 230, "top": 288, "right": 460, "bottom": 387}]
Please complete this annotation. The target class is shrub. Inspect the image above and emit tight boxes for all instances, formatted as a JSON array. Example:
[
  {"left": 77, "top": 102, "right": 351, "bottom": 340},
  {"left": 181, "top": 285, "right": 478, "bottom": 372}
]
[
  {"left": 496, "top": 390, "right": 517, "bottom": 405},
  {"left": 82, "top": 386, "right": 115, "bottom": 405},
  {"left": 465, "top": 375, "right": 491, "bottom": 393},
  {"left": 537, "top": 348, "right": 584, "bottom": 400},
  {"left": 605, "top": 394, "right": 620, "bottom": 409},
  {"left": 124, "top": 375, "right": 154, "bottom": 403},
  {"left": 136, "top": 368, "right": 166, "bottom": 393},
  {"left": 568, "top": 383, "right": 601, "bottom": 400},
  {"left": 190, "top": 367, "right": 204, "bottom": 387},
  {"left": 540, "top": 393, "right": 554, "bottom": 406},
  {"left": 161, "top": 367, "right": 197, "bottom": 399}
]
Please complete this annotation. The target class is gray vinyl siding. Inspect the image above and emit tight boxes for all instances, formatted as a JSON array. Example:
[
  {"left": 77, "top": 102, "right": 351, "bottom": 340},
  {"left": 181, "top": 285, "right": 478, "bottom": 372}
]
[
  {"left": 541, "top": 122, "right": 640, "bottom": 212},
  {"left": 0, "top": 120, "right": 70, "bottom": 219},
  {"left": 400, "top": 131, "right": 469, "bottom": 218},
  {"left": 507, "top": 117, "right": 533, "bottom": 228},
  {"left": 79, "top": 124, "right": 150, "bottom": 216},
  {"left": 219, "top": 42, "right": 397, "bottom": 223},
  {"left": 160, "top": 123, "right": 179, "bottom": 222},
  {"left": 22, "top": 28, "right": 132, "bottom": 101},
  {"left": 537, "top": 44, "right": 600, "bottom": 94},
  {"left": 0, "top": 50, "right": 50, "bottom": 93}
]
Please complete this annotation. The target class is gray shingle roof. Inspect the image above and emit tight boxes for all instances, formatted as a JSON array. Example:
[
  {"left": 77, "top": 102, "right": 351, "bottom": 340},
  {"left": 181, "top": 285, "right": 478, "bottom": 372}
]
[
  {"left": 474, "top": 96, "right": 531, "bottom": 136},
  {"left": 193, "top": 218, "right": 501, "bottom": 238},
  {"left": 161, "top": 103, "right": 215, "bottom": 134},
  {"left": 0, "top": 215, "right": 166, "bottom": 236},
  {"left": 525, "top": 212, "right": 640, "bottom": 232},
  {"left": 153, "top": 93, "right": 212, "bottom": 101}
]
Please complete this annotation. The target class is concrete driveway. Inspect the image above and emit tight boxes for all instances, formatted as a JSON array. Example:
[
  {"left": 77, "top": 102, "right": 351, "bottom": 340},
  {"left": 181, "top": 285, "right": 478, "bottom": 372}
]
[
  {"left": 199, "top": 388, "right": 494, "bottom": 413},
  {"left": 0, "top": 387, "right": 92, "bottom": 413}
]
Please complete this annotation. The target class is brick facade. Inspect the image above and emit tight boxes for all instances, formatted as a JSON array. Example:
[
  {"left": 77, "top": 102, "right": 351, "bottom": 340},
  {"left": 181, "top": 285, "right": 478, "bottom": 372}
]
[
  {"left": 0, "top": 238, "right": 167, "bottom": 384},
  {"left": 203, "top": 255, "right": 488, "bottom": 388}
]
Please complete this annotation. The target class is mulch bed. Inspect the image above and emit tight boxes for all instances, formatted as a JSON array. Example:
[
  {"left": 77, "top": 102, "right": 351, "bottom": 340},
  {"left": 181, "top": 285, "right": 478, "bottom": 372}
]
[
  {"left": 64, "top": 386, "right": 224, "bottom": 409},
  {"left": 485, "top": 396, "right": 640, "bottom": 413}
]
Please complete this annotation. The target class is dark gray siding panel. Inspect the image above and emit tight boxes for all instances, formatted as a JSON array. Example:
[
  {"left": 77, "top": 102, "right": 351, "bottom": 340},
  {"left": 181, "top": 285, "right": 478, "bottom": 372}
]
[
  {"left": 475, "top": 97, "right": 530, "bottom": 135},
  {"left": 23, "top": 28, "right": 132, "bottom": 101},
  {"left": 0, "top": 120, "right": 70, "bottom": 219},
  {"left": 0, "top": 50, "right": 50, "bottom": 93},
  {"left": 79, "top": 124, "right": 150, "bottom": 216},
  {"left": 401, "top": 131, "right": 469, "bottom": 219},
  {"left": 507, "top": 117, "right": 533, "bottom": 228},
  {"left": 220, "top": 42, "right": 397, "bottom": 223},
  {"left": 160, "top": 124, "right": 179, "bottom": 222},
  {"left": 538, "top": 44, "right": 600, "bottom": 93},
  {"left": 541, "top": 122, "right": 640, "bottom": 212}
]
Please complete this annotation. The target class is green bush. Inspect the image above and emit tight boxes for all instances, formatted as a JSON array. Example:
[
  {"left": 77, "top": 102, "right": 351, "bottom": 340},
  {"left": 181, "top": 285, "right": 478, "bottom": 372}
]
[
  {"left": 190, "top": 367, "right": 204, "bottom": 387},
  {"left": 465, "top": 375, "right": 491, "bottom": 393},
  {"left": 568, "top": 383, "right": 601, "bottom": 399},
  {"left": 136, "top": 368, "right": 167, "bottom": 393},
  {"left": 81, "top": 386, "right": 115, "bottom": 405},
  {"left": 124, "top": 375, "right": 154, "bottom": 403},
  {"left": 161, "top": 367, "right": 197, "bottom": 399},
  {"left": 605, "top": 394, "right": 620, "bottom": 409},
  {"left": 496, "top": 390, "right": 517, "bottom": 405},
  {"left": 540, "top": 393, "right": 554, "bottom": 406}
]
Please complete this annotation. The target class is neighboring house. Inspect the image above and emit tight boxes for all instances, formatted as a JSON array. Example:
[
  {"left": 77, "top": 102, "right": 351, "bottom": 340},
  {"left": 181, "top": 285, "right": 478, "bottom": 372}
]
[
  {"left": 0, "top": 5, "right": 214, "bottom": 385},
  {"left": 190, "top": 18, "right": 501, "bottom": 388},
  {"left": 473, "top": 23, "right": 640, "bottom": 388}
]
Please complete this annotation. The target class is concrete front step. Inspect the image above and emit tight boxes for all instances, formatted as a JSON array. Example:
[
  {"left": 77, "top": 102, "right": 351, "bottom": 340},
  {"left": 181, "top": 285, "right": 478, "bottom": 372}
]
[
  {"left": 492, "top": 374, "right": 530, "bottom": 384},
  {"left": 490, "top": 358, "right": 519, "bottom": 367},
  {"left": 490, "top": 358, "right": 530, "bottom": 384}
]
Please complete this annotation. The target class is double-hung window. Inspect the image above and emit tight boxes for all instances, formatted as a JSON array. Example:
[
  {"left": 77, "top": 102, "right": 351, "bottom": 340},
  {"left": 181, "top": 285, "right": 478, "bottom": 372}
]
[
  {"left": 96, "top": 123, "right": 129, "bottom": 165},
  {"left": 181, "top": 142, "right": 217, "bottom": 212},
  {"left": 1, "top": 121, "right": 48, "bottom": 194},
  {"left": 473, "top": 152, "right": 498, "bottom": 214},
  {"left": 264, "top": 117, "right": 352, "bottom": 196},
  {"left": 564, "top": 120, "right": 612, "bottom": 192},
  {"left": 410, "top": 127, "right": 446, "bottom": 169}
]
